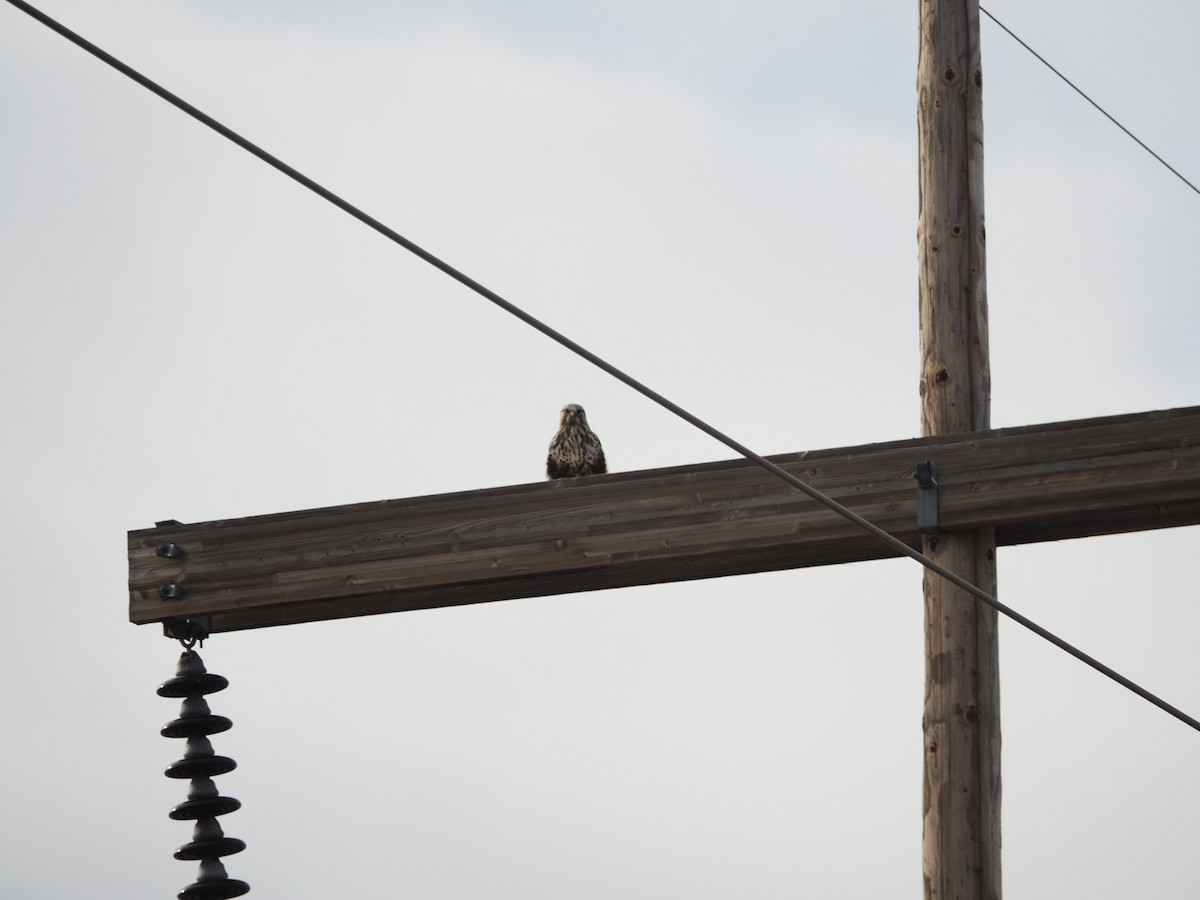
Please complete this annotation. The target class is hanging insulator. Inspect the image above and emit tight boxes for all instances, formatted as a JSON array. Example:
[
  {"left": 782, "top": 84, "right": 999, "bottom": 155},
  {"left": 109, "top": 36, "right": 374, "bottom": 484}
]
[{"left": 159, "top": 649, "right": 250, "bottom": 900}]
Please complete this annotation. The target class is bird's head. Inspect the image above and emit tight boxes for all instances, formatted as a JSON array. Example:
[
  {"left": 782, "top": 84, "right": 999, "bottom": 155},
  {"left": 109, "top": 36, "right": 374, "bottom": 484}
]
[{"left": 560, "top": 404, "right": 587, "bottom": 427}]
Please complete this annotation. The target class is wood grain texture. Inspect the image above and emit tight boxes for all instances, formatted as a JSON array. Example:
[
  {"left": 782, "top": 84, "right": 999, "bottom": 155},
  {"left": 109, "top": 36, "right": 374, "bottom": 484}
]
[
  {"left": 918, "top": 1, "right": 999, "bottom": 897},
  {"left": 129, "top": 406, "right": 1200, "bottom": 633}
]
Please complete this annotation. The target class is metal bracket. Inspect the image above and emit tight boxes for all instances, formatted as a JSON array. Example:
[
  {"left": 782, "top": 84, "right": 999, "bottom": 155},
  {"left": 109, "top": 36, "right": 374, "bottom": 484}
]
[
  {"left": 915, "top": 459, "right": 940, "bottom": 533},
  {"left": 162, "top": 616, "right": 211, "bottom": 646}
]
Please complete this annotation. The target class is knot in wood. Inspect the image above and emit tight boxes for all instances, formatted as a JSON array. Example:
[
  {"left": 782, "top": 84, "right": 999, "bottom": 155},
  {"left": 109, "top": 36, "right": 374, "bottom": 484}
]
[{"left": 942, "top": 66, "right": 958, "bottom": 84}]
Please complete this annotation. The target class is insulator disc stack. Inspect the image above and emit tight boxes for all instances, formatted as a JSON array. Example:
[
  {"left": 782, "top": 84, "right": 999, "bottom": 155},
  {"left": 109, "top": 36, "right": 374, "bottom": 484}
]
[{"left": 159, "top": 649, "right": 250, "bottom": 900}]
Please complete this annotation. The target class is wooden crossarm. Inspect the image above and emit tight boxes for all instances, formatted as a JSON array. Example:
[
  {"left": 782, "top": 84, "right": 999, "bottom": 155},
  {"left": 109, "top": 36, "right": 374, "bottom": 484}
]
[{"left": 129, "top": 405, "right": 1200, "bottom": 633}]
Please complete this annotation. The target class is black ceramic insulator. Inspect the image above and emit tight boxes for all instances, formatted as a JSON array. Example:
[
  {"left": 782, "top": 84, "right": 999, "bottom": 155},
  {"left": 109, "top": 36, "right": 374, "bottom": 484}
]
[
  {"left": 158, "top": 672, "right": 228, "bottom": 698},
  {"left": 161, "top": 678, "right": 234, "bottom": 739},
  {"left": 178, "top": 879, "right": 251, "bottom": 900},
  {"left": 170, "top": 795, "right": 243, "bottom": 821},
  {"left": 160, "top": 649, "right": 249, "bottom": 899},
  {"left": 161, "top": 714, "right": 233, "bottom": 739},
  {"left": 171, "top": 776, "right": 242, "bottom": 820},
  {"left": 158, "top": 653, "right": 229, "bottom": 698},
  {"left": 165, "top": 735, "right": 238, "bottom": 780},
  {"left": 175, "top": 836, "right": 247, "bottom": 861},
  {"left": 174, "top": 818, "right": 247, "bottom": 860},
  {"left": 178, "top": 857, "right": 251, "bottom": 900},
  {"left": 180, "top": 859, "right": 250, "bottom": 898},
  {"left": 166, "top": 754, "right": 238, "bottom": 780}
]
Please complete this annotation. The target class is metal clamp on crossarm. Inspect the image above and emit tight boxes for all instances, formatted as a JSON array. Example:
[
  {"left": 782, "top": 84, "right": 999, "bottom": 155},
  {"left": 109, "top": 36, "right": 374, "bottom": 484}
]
[
  {"left": 163, "top": 617, "right": 211, "bottom": 649},
  {"left": 915, "top": 460, "right": 940, "bottom": 533}
]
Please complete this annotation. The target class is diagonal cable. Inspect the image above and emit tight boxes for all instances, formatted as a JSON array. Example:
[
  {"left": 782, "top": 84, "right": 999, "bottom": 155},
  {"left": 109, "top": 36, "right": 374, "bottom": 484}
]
[
  {"left": 7, "top": 0, "right": 1199, "bottom": 732},
  {"left": 980, "top": 4, "right": 1200, "bottom": 197}
]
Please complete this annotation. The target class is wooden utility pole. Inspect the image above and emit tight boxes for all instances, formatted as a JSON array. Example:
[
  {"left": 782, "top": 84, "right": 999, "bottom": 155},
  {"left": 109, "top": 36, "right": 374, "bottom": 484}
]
[{"left": 918, "top": 1, "right": 1000, "bottom": 898}]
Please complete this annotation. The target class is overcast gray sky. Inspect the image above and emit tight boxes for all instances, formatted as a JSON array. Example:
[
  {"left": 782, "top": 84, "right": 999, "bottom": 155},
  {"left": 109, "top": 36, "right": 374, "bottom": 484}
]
[{"left": 2, "top": 1, "right": 1199, "bottom": 897}]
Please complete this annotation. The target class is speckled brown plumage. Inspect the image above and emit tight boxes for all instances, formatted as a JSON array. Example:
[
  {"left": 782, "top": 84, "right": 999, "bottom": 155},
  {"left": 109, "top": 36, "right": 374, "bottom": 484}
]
[{"left": 546, "top": 404, "right": 606, "bottom": 479}]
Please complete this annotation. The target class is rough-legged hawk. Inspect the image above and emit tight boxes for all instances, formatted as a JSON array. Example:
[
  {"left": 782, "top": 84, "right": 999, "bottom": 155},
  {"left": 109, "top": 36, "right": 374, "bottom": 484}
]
[{"left": 547, "top": 404, "right": 606, "bottom": 479}]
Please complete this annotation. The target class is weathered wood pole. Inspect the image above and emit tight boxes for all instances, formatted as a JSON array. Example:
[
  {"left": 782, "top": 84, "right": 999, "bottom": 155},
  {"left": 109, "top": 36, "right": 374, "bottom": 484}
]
[{"left": 917, "top": 1, "right": 1000, "bottom": 898}]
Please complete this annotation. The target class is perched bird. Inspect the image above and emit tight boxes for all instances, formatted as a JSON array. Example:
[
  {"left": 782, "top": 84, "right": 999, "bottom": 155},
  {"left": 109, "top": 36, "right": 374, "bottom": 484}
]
[{"left": 547, "top": 404, "right": 607, "bottom": 479}]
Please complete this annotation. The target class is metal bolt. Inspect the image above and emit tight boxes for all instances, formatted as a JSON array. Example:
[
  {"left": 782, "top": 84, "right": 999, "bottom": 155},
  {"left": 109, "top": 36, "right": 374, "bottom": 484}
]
[
  {"left": 159, "top": 583, "right": 185, "bottom": 601},
  {"left": 157, "top": 541, "right": 184, "bottom": 559}
]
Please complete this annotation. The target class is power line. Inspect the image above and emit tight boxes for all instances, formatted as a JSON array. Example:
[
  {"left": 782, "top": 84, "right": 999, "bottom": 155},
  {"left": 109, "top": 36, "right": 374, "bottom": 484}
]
[
  {"left": 7, "top": 0, "right": 1199, "bottom": 734},
  {"left": 979, "top": 4, "right": 1200, "bottom": 197}
]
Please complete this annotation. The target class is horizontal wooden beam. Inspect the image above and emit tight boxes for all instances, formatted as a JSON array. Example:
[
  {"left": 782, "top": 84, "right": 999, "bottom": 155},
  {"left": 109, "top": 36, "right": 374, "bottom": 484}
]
[{"left": 130, "top": 406, "right": 1200, "bottom": 633}]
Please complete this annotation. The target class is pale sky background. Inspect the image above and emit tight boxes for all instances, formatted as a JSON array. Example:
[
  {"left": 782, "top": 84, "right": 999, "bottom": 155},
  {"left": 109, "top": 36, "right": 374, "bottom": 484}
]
[{"left": 2, "top": 1, "right": 1198, "bottom": 897}]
